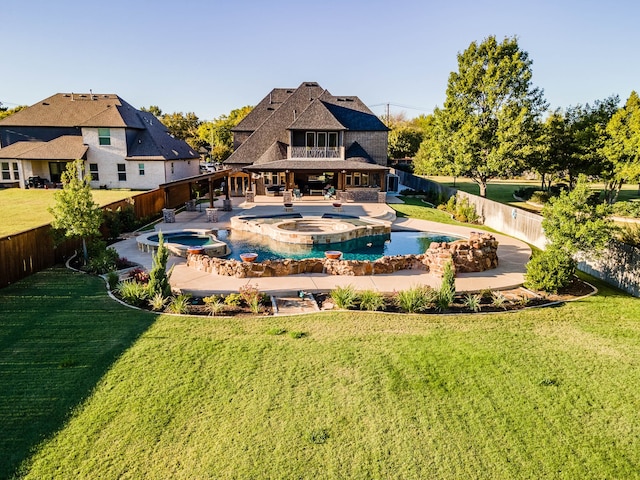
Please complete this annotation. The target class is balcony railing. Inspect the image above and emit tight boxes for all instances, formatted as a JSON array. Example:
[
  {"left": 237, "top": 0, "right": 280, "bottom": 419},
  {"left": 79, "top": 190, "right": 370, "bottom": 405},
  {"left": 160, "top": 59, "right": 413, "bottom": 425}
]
[{"left": 289, "top": 146, "right": 343, "bottom": 159}]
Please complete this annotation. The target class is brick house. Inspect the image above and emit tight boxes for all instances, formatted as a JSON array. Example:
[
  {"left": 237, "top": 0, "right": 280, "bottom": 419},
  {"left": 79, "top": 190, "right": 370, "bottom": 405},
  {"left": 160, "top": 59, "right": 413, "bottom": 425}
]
[
  {"left": 0, "top": 93, "right": 199, "bottom": 189},
  {"left": 225, "top": 82, "right": 390, "bottom": 199}
]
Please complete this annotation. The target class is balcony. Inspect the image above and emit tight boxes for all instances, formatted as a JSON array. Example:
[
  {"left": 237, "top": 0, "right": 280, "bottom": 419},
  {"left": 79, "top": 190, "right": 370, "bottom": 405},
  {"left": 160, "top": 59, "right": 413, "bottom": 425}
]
[{"left": 289, "top": 146, "right": 344, "bottom": 159}]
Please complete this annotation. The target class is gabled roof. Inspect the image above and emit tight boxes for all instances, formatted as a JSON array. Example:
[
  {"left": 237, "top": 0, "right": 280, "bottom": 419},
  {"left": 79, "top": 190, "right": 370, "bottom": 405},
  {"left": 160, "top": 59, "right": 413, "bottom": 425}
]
[
  {"left": 232, "top": 88, "right": 295, "bottom": 132},
  {"left": 0, "top": 93, "right": 199, "bottom": 161},
  {"left": 288, "top": 99, "right": 346, "bottom": 131},
  {"left": 226, "top": 82, "right": 326, "bottom": 165},
  {"left": 255, "top": 141, "right": 288, "bottom": 165},
  {"left": 225, "top": 82, "right": 387, "bottom": 167},
  {"left": 0, "top": 93, "right": 145, "bottom": 129},
  {"left": 0, "top": 136, "right": 88, "bottom": 160},
  {"left": 126, "top": 111, "right": 198, "bottom": 161}
]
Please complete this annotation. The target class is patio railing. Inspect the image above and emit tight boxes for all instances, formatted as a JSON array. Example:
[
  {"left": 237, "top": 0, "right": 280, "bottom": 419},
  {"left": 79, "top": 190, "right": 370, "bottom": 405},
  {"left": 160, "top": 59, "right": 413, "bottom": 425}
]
[{"left": 289, "top": 146, "right": 343, "bottom": 159}]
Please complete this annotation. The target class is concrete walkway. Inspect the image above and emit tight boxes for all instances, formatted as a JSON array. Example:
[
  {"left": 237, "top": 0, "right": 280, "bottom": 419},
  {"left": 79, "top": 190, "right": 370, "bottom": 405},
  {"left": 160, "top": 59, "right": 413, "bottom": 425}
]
[{"left": 111, "top": 194, "right": 531, "bottom": 296}]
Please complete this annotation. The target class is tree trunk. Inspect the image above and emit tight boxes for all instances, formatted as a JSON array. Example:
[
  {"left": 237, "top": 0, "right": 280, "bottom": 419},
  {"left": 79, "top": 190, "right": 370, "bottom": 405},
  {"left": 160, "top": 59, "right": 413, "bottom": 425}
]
[
  {"left": 540, "top": 173, "right": 546, "bottom": 191},
  {"left": 479, "top": 182, "right": 487, "bottom": 197}
]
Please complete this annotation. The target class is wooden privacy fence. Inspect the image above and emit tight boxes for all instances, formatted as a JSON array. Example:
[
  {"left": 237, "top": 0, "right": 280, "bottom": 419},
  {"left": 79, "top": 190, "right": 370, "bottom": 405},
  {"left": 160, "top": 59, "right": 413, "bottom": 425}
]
[{"left": 0, "top": 189, "right": 168, "bottom": 288}]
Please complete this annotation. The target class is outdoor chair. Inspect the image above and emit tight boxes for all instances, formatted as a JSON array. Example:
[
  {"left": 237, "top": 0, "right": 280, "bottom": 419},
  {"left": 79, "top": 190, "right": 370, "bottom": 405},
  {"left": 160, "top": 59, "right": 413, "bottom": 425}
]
[
  {"left": 293, "top": 188, "right": 302, "bottom": 200},
  {"left": 324, "top": 187, "right": 336, "bottom": 200}
]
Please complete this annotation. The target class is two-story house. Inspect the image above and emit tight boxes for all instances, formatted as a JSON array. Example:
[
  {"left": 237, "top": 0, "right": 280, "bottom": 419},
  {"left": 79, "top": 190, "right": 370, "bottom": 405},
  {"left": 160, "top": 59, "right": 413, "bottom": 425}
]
[
  {"left": 225, "top": 82, "right": 390, "bottom": 199},
  {"left": 0, "top": 93, "right": 199, "bottom": 189}
]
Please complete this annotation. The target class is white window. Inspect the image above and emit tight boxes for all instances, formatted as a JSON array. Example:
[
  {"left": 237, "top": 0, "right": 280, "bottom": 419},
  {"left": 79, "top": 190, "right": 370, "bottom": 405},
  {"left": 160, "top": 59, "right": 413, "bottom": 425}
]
[
  {"left": 12, "top": 162, "right": 19, "bottom": 180},
  {"left": 138, "top": 163, "right": 145, "bottom": 175},
  {"left": 1, "top": 162, "right": 9, "bottom": 180}
]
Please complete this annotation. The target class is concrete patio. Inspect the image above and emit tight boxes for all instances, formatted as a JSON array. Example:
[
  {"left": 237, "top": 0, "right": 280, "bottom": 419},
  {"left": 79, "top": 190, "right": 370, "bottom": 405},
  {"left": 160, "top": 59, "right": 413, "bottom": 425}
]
[{"left": 111, "top": 193, "right": 532, "bottom": 296}]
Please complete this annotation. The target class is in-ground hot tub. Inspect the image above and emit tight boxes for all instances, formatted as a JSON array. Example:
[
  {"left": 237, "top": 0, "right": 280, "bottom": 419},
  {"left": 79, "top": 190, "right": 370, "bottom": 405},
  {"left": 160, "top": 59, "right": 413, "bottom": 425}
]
[
  {"left": 230, "top": 214, "right": 391, "bottom": 245},
  {"left": 136, "top": 229, "right": 230, "bottom": 257}
]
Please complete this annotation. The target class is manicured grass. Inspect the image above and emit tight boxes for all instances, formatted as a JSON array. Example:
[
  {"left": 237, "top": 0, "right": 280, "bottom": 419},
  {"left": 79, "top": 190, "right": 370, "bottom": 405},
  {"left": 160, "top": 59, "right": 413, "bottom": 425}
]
[
  {"left": 0, "top": 188, "right": 144, "bottom": 237},
  {"left": 390, "top": 196, "right": 467, "bottom": 225},
  {"left": 0, "top": 269, "right": 154, "bottom": 479},
  {"left": 3, "top": 269, "right": 640, "bottom": 478}
]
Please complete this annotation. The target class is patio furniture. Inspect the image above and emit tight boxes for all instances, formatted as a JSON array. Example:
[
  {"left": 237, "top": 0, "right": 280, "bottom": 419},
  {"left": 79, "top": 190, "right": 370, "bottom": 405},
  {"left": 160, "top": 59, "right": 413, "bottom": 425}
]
[{"left": 293, "top": 188, "right": 302, "bottom": 200}]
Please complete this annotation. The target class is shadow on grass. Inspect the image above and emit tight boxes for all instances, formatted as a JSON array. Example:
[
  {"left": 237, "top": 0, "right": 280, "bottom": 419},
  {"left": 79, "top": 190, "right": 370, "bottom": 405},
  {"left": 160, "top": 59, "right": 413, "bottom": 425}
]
[{"left": 0, "top": 267, "right": 156, "bottom": 479}]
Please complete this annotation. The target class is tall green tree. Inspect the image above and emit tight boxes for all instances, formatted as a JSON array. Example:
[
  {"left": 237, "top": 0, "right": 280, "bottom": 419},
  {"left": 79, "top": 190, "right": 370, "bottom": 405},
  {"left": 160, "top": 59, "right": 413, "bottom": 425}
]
[
  {"left": 0, "top": 104, "right": 27, "bottom": 121},
  {"left": 532, "top": 111, "right": 571, "bottom": 190},
  {"left": 601, "top": 91, "right": 640, "bottom": 203},
  {"left": 563, "top": 96, "right": 619, "bottom": 188},
  {"left": 388, "top": 126, "right": 424, "bottom": 160},
  {"left": 197, "top": 105, "right": 253, "bottom": 162},
  {"left": 140, "top": 106, "right": 202, "bottom": 149},
  {"left": 425, "top": 36, "right": 547, "bottom": 197},
  {"left": 48, "top": 160, "right": 103, "bottom": 263}
]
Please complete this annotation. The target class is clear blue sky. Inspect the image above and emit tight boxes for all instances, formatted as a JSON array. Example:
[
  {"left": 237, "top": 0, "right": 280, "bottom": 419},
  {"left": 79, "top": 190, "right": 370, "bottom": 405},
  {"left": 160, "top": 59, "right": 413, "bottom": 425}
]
[{"left": 2, "top": 0, "right": 639, "bottom": 120}]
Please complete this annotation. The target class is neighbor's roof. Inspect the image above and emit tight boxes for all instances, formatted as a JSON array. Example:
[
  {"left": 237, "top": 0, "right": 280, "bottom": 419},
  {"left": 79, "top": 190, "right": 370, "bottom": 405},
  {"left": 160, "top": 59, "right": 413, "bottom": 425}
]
[
  {"left": 0, "top": 93, "right": 199, "bottom": 161},
  {"left": 0, "top": 136, "right": 88, "bottom": 160},
  {"left": 0, "top": 93, "right": 145, "bottom": 128},
  {"left": 225, "top": 82, "right": 388, "bottom": 166}
]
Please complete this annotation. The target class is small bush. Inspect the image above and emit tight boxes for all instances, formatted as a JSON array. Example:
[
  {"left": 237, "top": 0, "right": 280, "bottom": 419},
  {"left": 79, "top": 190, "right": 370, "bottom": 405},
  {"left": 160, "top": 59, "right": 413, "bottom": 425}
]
[
  {"left": 357, "top": 290, "right": 386, "bottom": 311},
  {"left": 240, "top": 284, "right": 263, "bottom": 314},
  {"left": 106, "top": 271, "right": 119, "bottom": 291},
  {"left": 395, "top": 285, "right": 435, "bottom": 313},
  {"left": 618, "top": 224, "right": 640, "bottom": 247},
  {"left": 463, "top": 294, "right": 482, "bottom": 312},
  {"left": 491, "top": 291, "right": 508, "bottom": 310},
  {"left": 203, "top": 295, "right": 225, "bottom": 316},
  {"left": 148, "top": 292, "right": 167, "bottom": 311},
  {"left": 167, "top": 294, "right": 191, "bottom": 314},
  {"left": 436, "top": 260, "right": 456, "bottom": 312},
  {"left": 289, "top": 331, "right": 307, "bottom": 339},
  {"left": 331, "top": 285, "right": 357, "bottom": 309},
  {"left": 224, "top": 293, "right": 243, "bottom": 307},
  {"left": 85, "top": 247, "right": 120, "bottom": 274},
  {"left": 116, "top": 280, "right": 148, "bottom": 307},
  {"left": 438, "top": 195, "right": 479, "bottom": 223},
  {"left": 613, "top": 201, "right": 640, "bottom": 218},
  {"left": 524, "top": 248, "right": 575, "bottom": 293}
]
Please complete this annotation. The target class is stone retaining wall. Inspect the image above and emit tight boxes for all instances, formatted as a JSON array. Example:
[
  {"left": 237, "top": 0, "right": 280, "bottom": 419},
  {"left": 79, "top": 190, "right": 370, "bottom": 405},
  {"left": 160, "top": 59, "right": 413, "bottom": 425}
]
[{"left": 186, "top": 232, "right": 498, "bottom": 278}]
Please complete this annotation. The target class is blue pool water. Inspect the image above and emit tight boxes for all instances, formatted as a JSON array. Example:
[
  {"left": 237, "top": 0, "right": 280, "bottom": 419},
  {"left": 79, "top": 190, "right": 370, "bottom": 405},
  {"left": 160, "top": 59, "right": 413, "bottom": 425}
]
[{"left": 216, "top": 230, "right": 462, "bottom": 262}]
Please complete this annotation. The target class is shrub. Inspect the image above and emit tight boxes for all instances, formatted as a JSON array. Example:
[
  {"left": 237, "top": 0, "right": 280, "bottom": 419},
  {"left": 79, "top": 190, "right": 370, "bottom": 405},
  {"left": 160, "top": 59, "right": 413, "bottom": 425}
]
[
  {"left": 524, "top": 248, "right": 576, "bottom": 293},
  {"left": 395, "top": 285, "right": 436, "bottom": 313},
  {"left": 148, "top": 292, "right": 167, "bottom": 311},
  {"left": 116, "top": 280, "right": 148, "bottom": 307},
  {"left": 436, "top": 260, "right": 456, "bottom": 312},
  {"left": 613, "top": 201, "right": 640, "bottom": 218},
  {"left": 618, "top": 224, "right": 640, "bottom": 247},
  {"left": 203, "top": 295, "right": 225, "bottom": 316},
  {"left": 330, "top": 285, "right": 357, "bottom": 309},
  {"left": 85, "top": 247, "right": 120, "bottom": 274},
  {"left": 240, "top": 284, "right": 263, "bottom": 314},
  {"left": 463, "top": 294, "right": 482, "bottom": 312},
  {"left": 147, "top": 232, "right": 172, "bottom": 298},
  {"left": 491, "top": 291, "right": 508, "bottom": 309},
  {"left": 224, "top": 293, "right": 243, "bottom": 307},
  {"left": 357, "top": 290, "right": 386, "bottom": 311},
  {"left": 438, "top": 195, "right": 479, "bottom": 223},
  {"left": 167, "top": 294, "right": 191, "bottom": 314},
  {"left": 106, "top": 271, "right": 119, "bottom": 291}
]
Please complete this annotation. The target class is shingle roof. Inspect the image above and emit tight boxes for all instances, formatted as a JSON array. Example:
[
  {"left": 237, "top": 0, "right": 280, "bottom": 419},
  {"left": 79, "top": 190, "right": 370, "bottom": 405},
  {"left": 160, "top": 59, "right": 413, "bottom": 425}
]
[
  {"left": 225, "top": 82, "right": 387, "bottom": 167},
  {"left": 126, "top": 110, "right": 198, "bottom": 161},
  {"left": 226, "top": 82, "right": 326, "bottom": 165},
  {"left": 0, "top": 93, "right": 199, "bottom": 161},
  {"left": 0, "top": 93, "right": 145, "bottom": 128},
  {"left": 0, "top": 136, "right": 88, "bottom": 160},
  {"left": 232, "top": 88, "right": 294, "bottom": 132}
]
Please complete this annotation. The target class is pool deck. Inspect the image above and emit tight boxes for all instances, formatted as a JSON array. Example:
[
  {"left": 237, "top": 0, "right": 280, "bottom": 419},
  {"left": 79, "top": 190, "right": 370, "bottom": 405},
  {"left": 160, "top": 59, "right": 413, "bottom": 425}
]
[{"left": 111, "top": 194, "right": 531, "bottom": 295}]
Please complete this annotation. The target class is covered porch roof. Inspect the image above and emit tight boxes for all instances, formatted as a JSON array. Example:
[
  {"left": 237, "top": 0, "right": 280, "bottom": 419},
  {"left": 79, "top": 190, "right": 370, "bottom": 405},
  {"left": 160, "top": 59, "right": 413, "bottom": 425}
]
[{"left": 243, "top": 159, "right": 389, "bottom": 173}]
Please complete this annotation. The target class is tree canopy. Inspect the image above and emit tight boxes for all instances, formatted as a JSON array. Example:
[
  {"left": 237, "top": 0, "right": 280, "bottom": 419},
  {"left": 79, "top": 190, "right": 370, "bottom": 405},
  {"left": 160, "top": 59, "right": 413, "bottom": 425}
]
[
  {"left": 601, "top": 91, "right": 640, "bottom": 202},
  {"left": 415, "top": 35, "right": 547, "bottom": 196},
  {"left": 197, "top": 106, "right": 253, "bottom": 162}
]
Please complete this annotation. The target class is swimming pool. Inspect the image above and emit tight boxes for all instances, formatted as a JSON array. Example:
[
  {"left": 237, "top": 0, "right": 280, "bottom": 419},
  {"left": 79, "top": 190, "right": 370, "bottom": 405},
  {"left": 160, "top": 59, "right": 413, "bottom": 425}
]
[{"left": 216, "top": 229, "right": 462, "bottom": 262}]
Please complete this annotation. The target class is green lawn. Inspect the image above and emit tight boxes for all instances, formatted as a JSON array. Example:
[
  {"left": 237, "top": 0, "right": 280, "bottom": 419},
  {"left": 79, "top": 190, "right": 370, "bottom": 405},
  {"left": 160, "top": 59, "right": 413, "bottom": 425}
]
[
  {"left": 2, "top": 269, "right": 640, "bottom": 479},
  {"left": 426, "top": 176, "right": 640, "bottom": 210},
  {"left": 0, "top": 188, "right": 144, "bottom": 237}
]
